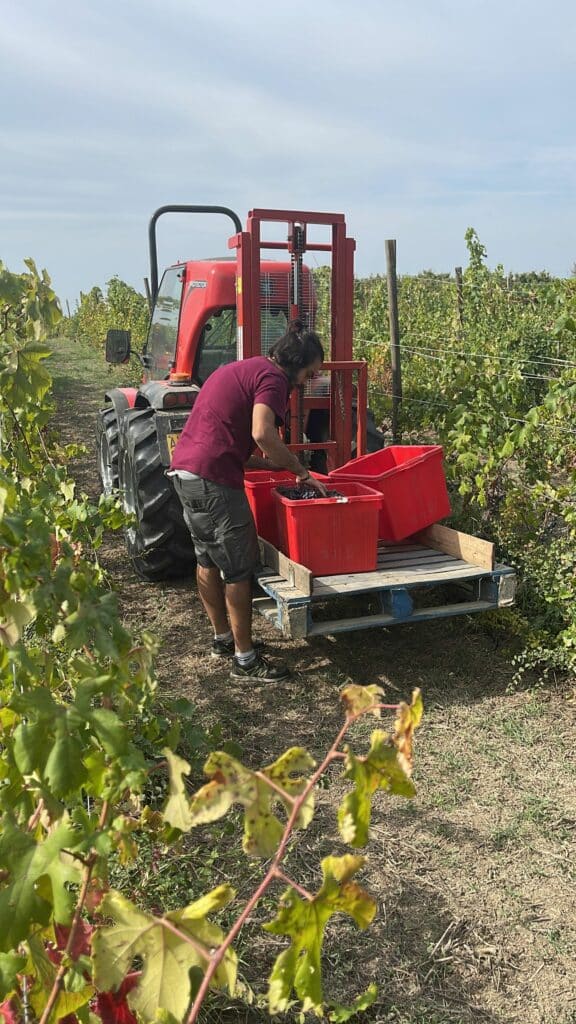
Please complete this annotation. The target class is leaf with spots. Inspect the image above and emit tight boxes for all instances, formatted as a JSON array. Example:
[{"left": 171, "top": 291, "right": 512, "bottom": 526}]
[
  {"left": 393, "top": 687, "right": 423, "bottom": 776},
  {"left": 337, "top": 728, "right": 417, "bottom": 848},
  {"left": 264, "top": 855, "right": 376, "bottom": 1014},
  {"left": 340, "top": 684, "right": 385, "bottom": 719},
  {"left": 187, "top": 748, "right": 315, "bottom": 857}
]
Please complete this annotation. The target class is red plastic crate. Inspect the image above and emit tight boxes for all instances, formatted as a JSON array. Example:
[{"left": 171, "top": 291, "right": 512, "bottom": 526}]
[
  {"left": 273, "top": 481, "right": 381, "bottom": 575},
  {"left": 244, "top": 470, "right": 328, "bottom": 548},
  {"left": 330, "top": 445, "right": 450, "bottom": 541}
]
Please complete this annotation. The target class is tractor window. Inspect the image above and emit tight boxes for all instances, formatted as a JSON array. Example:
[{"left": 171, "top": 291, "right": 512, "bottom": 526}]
[
  {"left": 193, "top": 307, "right": 290, "bottom": 383},
  {"left": 194, "top": 308, "right": 237, "bottom": 383},
  {"left": 145, "top": 267, "right": 183, "bottom": 379},
  {"left": 261, "top": 308, "right": 288, "bottom": 355}
]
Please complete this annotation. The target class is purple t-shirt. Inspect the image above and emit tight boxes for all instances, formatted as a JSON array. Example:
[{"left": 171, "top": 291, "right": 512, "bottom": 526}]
[{"left": 170, "top": 356, "right": 290, "bottom": 489}]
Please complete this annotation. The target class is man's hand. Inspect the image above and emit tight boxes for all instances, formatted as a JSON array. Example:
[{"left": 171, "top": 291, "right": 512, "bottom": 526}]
[
  {"left": 252, "top": 404, "right": 329, "bottom": 495},
  {"left": 297, "top": 471, "right": 328, "bottom": 496}
]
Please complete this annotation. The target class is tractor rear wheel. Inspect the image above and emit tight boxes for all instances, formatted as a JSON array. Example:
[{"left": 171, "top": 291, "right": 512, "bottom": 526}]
[
  {"left": 119, "top": 408, "right": 196, "bottom": 581},
  {"left": 96, "top": 405, "right": 120, "bottom": 494}
]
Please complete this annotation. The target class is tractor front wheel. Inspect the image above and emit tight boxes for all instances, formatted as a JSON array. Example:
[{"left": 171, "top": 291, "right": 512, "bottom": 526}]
[
  {"left": 96, "top": 405, "right": 120, "bottom": 494},
  {"left": 119, "top": 408, "right": 196, "bottom": 581}
]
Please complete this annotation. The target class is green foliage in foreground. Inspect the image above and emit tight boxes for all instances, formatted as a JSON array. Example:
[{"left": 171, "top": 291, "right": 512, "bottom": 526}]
[{"left": 0, "top": 260, "right": 423, "bottom": 1022}]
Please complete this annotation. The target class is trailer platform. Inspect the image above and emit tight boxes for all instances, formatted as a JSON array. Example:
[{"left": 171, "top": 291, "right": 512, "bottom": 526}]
[{"left": 254, "top": 524, "right": 516, "bottom": 638}]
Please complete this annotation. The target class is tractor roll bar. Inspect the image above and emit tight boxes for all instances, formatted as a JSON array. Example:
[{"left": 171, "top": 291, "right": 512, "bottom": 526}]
[{"left": 148, "top": 205, "right": 242, "bottom": 303}]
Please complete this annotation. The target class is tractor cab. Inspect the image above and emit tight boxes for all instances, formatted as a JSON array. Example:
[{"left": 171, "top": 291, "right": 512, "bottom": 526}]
[
  {"left": 99, "top": 206, "right": 377, "bottom": 581},
  {"left": 143, "top": 257, "right": 314, "bottom": 386}
]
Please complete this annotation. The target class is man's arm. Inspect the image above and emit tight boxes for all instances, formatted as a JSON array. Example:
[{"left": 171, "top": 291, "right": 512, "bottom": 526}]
[
  {"left": 251, "top": 404, "right": 328, "bottom": 494},
  {"left": 245, "top": 454, "right": 282, "bottom": 471}
]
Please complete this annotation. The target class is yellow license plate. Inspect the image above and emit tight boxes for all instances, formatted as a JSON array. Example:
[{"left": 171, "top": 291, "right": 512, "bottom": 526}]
[{"left": 166, "top": 433, "right": 181, "bottom": 459}]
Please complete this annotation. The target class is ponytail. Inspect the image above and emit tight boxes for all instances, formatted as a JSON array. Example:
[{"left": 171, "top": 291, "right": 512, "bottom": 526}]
[{"left": 269, "top": 319, "right": 324, "bottom": 382}]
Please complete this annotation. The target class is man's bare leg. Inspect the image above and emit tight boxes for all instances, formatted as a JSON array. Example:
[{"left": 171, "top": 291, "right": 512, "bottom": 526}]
[
  {"left": 196, "top": 565, "right": 229, "bottom": 636},
  {"left": 225, "top": 579, "right": 253, "bottom": 654}
]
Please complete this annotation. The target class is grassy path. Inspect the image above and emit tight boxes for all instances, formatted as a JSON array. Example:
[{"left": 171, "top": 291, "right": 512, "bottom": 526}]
[{"left": 49, "top": 335, "right": 576, "bottom": 1024}]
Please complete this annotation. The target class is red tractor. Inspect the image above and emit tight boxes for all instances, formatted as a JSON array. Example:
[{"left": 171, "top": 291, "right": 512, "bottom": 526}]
[{"left": 99, "top": 206, "right": 383, "bottom": 581}]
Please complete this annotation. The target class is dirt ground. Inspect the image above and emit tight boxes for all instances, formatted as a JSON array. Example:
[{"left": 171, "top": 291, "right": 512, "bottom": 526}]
[{"left": 50, "top": 338, "right": 576, "bottom": 1024}]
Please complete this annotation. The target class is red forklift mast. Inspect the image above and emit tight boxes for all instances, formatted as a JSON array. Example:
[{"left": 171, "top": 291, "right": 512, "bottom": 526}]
[{"left": 230, "top": 209, "right": 367, "bottom": 471}]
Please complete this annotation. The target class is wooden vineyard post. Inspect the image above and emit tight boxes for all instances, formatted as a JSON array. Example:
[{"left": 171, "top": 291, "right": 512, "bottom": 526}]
[
  {"left": 455, "top": 265, "right": 464, "bottom": 329},
  {"left": 385, "top": 239, "right": 402, "bottom": 443}
]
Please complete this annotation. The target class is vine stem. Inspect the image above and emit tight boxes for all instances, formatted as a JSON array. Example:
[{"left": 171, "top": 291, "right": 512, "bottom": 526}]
[
  {"left": 4, "top": 398, "right": 33, "bottom": 459},
  {"left": 185, "top": 704, "right": 395, "bottom": 1024},
  {"left": 26, "top": 799, "right": 45, "bottom": 832},
  {"left": 38, "top": 800, "right": 109, "bottom": 1024},
  {"left": 156, "top": 917, "right": 212, "bottom": 961},
  {"left": 254, "top": 771, "right": 295, "bottom": 804},
  {"left": 272, "top": 868, "right": 314, "bottom": 902}
]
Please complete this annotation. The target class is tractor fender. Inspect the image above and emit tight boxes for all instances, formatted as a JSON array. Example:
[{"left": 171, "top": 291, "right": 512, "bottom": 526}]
[
  {"left": 102, "top": 387, "right": 139, "bottom": 416},
  {"left": 134, "top": 381, "right": 200, "bottom": 410}
]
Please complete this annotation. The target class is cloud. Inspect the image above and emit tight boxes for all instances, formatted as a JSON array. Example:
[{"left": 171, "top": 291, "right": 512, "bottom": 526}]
[{"left": 1, "top": 0, "right": 575, "bottom": 301}]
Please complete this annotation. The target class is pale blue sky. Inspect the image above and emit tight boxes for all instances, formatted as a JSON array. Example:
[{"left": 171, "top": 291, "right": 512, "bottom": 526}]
[{"left": 2, "top": 0, "right": 575, "bottom": 304}]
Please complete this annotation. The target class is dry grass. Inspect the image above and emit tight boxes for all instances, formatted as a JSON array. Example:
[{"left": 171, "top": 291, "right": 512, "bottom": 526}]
[{"left": 50, "top": 337, "right": 576, "bottom": 1024}]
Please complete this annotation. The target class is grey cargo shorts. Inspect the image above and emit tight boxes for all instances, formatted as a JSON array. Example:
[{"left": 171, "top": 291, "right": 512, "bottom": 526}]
[{"left": 173, "top": 475, "right": 260, "bottom": 583}]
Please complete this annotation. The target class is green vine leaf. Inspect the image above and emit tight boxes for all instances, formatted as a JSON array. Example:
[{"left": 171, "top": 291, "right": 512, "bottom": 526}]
[
  {"left": 92, "top": 888, "right": 237, "bottom": 1023},
  {"left": 185, "top": 747, "right": 315, "bottom": 857},
  {"left": 329, "top": 982, "right": 378, "bottom": 1022},
  {"left": 264, "top": 854, "right": 376, "bottom": 1014},
  {"left": 44, "top": 721, "right": 88, "bottom": 798},
  {"left": 0, "top": 821, "right": 82, "bottom": 952},
  {"left": 0, "top": 952, "right": 27, "bottom": 1000},
  {"left": 338, "top": 731, "right": 415, "bottom": 847}
]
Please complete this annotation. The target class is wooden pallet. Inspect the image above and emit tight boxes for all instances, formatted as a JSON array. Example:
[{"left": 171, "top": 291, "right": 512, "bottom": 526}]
[{"left": 254, "top": 525, "right": 517, "bottom": 638}]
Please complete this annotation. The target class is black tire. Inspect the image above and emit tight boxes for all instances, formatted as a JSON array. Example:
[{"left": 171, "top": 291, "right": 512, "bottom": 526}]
[
  {"left": 118, "top": 407, "right": 196, "bottom": 581},
  {"left": 96, "top": 405, "right": 120, "bottom": 494},
  {"left": 360, "top": 406, "right": 385, "bottom": 456}
]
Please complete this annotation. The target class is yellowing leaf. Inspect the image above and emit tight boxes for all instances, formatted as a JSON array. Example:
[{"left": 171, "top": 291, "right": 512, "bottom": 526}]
[
  {"left": 188, "top": 747, "right": 315, "bottom": 857},
  {"left": 264, "top": 855, "right": 376, "bottom": 1014},
  {"left": 30, "top": 984, "right": 94, "bottom": 1022},
  {"left": 92, "top": 889, "right": 237, "bottom": 1023},
  {"left": 338, "top": 731, "right": 416, "bottom": 848},
  {"left": 340, "top": 684, "right": 384, "bottom": 719},
  {"left": 0, "top": 599, "right": 35, "bottom": 647},
  {"left": 329, "top": 982, "right": 378, "bottom": 1022},
  {"left": 162, "top": 749, "right": 194, "bottom": 832},
  {"left": 393, "top": 688, "right": 423, "bottom": 776}
]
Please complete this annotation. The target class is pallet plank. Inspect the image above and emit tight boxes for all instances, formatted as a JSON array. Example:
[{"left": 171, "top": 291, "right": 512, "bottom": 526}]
[
  {"left": 312, "top": 564, "right": 490, "bottom": 595},
  {"left": 414, "top": 524, "right": 495, "bottom": 570},
  {"left": 307, "top": 599, "right": 498, "bottom": 635},
  {"left": 258, "top": 538, "right": 312, "bottom": 596}
]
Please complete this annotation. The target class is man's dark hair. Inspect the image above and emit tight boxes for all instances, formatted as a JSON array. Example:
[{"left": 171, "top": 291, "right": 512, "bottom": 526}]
[{"left": 269, "top": 319, "right": 324, "bottom": 382}]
